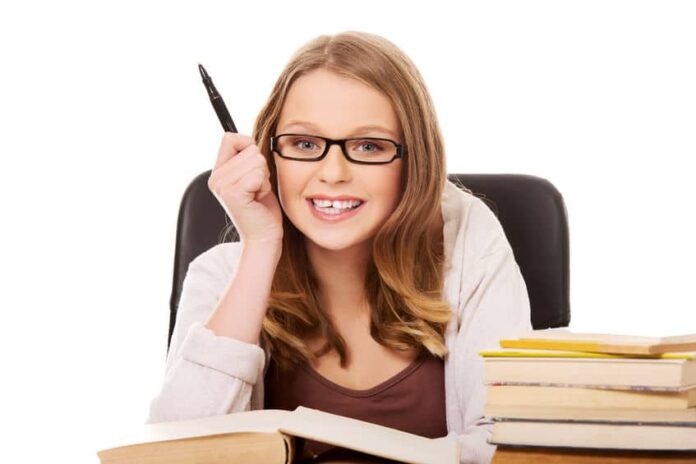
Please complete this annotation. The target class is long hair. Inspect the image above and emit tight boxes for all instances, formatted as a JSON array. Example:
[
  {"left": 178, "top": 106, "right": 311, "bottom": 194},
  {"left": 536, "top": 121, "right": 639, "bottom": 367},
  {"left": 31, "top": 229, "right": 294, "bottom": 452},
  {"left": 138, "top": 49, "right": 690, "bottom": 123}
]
[{"left": 233, "top": 31, "right": 453, "bottom": 371}]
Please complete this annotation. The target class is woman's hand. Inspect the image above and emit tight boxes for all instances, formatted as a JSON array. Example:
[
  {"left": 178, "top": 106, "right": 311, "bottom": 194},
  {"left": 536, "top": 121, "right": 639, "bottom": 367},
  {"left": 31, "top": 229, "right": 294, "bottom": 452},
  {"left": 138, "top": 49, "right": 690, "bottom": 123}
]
[{"left": 208, "top": 132, "right": 283, "bottom": 246}]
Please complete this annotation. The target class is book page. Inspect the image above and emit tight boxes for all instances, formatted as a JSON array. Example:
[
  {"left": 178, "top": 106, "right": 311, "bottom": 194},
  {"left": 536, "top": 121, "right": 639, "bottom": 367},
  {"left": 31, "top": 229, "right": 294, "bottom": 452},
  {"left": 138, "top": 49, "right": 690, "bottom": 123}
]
[{"left": 280, "top": 407, "right": 460, "bottom": 464}]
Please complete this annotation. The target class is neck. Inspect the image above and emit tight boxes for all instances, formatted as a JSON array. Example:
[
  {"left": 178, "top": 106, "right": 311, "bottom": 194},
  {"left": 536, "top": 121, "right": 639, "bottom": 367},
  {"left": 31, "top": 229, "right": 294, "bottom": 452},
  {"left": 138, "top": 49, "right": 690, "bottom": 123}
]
[{"left": 306, "top": 239, "right": 372, "bottom": 323}]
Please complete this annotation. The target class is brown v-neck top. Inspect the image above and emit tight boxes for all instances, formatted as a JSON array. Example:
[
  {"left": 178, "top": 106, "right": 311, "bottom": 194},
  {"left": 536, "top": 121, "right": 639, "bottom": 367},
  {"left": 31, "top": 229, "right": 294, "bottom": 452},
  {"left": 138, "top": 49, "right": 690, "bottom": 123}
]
[{"left": 264, "top": 350, "right": 448, "bottom": 458}]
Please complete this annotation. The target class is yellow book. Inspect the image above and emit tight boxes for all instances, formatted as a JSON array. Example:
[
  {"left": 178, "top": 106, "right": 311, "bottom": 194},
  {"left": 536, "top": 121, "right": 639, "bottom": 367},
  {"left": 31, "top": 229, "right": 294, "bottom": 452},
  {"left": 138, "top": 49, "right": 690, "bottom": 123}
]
[
  {"left": 499, "top": 331, "right": 696, "bottom": 355},
  {"left": 479, "top": 348, "right": 696, "bottom": 360}
]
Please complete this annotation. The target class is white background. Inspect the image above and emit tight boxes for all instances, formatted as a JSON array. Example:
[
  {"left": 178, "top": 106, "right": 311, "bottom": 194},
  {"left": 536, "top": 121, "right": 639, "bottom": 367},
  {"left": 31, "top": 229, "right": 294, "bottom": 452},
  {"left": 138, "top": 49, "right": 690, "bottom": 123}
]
[{"left": 1, "top": 1, "right": 694, "bottom": 462}]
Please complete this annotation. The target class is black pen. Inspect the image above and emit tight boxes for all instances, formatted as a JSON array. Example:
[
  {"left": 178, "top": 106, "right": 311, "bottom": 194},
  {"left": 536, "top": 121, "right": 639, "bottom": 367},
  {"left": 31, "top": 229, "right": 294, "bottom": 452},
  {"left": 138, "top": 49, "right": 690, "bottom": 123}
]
[{"left": 199, "top": 64, "right": 238, "bottom": 133}]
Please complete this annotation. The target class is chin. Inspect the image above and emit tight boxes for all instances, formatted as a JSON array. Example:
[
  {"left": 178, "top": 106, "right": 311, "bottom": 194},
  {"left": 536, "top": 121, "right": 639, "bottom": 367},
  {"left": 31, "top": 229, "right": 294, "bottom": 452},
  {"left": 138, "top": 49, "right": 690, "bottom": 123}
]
[{"left": 303, "top": 232, "right": 369, "bottom": 253}]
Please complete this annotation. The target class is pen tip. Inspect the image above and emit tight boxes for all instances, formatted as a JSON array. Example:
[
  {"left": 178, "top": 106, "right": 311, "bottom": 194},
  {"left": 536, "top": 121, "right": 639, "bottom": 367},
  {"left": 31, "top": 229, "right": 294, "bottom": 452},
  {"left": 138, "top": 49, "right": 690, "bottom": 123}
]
[{"left": 198, "top": 64, "right": 209, "bottom": 79}]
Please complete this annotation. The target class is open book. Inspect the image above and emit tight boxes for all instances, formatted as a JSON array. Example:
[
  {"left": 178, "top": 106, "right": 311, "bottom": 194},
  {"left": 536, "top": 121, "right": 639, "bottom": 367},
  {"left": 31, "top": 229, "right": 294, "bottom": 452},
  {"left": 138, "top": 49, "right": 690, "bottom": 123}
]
[
  {"left": 499, "top": 330, "right": 696, "bottom": 355},
  {"left": 97, "top": 406, "right": 460, "bottom": 464}
]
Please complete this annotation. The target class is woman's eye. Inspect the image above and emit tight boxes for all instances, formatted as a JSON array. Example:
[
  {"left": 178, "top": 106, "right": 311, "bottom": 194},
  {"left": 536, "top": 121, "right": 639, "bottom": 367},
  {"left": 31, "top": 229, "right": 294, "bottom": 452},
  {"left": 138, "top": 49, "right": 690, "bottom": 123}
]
[
  {"left": 358, "top": 142, "right": 381, "bottom": 152},
  {"left": 296, "top": 140, "right": 317, "bottom": 150}
]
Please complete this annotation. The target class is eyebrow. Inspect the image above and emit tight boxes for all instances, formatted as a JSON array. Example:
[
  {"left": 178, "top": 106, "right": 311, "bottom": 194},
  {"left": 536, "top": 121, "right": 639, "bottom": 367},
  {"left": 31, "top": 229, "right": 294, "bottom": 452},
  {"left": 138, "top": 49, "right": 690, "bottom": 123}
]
[{"left": 280, "top": 120, "right": 399, "bottom": 139}]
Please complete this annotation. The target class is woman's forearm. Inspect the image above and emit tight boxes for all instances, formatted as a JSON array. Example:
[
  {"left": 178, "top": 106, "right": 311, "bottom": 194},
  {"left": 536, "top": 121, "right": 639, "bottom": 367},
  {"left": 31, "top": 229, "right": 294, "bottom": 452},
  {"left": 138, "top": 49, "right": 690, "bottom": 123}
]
[{"left": 204, "top": 241, "right": 281, "bottom": 345}]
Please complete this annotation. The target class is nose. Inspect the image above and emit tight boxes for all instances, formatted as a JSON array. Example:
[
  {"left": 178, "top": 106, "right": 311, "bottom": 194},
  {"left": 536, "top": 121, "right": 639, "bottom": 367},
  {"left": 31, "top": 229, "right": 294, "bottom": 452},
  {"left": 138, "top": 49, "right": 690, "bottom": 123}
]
[{"left": 317, "top": 143, "right": 352, "bottom": 183}]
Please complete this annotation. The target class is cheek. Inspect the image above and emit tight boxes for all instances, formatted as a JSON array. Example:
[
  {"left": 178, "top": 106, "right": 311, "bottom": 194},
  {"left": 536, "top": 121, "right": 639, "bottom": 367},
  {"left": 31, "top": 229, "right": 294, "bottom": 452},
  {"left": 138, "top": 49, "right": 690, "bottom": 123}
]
[{"left": 275, "top": 161, "right": 303, "bottom": 211}]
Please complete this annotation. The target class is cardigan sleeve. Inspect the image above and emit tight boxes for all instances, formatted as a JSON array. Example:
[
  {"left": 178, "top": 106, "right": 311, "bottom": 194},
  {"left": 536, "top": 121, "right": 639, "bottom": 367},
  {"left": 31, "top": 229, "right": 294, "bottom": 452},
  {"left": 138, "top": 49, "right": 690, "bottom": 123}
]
[
  {"left": 145, "top": 245, "right": 266, "bottom": 424},
  {"left": 450, "top": 244, "right": 533, "bottom": 463}
]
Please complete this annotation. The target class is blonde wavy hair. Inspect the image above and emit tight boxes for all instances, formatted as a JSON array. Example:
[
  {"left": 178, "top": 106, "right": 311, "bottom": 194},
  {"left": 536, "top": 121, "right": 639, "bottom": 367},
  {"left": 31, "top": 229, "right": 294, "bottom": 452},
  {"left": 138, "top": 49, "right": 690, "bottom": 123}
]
[{"left": 233, "top": 31, "right": 453, "bottom": 371}]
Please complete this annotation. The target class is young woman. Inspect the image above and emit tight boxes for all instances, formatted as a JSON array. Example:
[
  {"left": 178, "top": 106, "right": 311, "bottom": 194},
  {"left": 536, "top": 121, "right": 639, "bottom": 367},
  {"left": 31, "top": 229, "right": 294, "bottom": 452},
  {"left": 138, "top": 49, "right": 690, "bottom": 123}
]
[{"left": 147, "top": 31, "right": 532, "bottom": 464}]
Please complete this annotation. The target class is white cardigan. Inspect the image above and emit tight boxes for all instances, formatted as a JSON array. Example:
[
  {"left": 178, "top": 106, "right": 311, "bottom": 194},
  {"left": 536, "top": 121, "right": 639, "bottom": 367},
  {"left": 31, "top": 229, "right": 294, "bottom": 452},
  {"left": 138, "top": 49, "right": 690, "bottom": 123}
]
[{"left": 146, "top": 179, "right": 532, "bottom": 464}]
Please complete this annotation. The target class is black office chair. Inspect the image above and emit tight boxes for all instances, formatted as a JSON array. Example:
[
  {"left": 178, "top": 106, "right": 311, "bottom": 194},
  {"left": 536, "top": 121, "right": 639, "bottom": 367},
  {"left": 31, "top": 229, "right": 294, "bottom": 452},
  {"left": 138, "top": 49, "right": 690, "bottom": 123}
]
[{"left": 167, "top": 172, "right": 571, "bottom": 351}]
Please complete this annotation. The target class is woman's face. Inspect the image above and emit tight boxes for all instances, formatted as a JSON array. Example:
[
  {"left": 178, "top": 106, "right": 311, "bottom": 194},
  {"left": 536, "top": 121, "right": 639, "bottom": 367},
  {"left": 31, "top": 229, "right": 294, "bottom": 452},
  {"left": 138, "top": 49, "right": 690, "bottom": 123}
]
[{"left": 274, "top": 68, "right": 403, "bottom": 253}]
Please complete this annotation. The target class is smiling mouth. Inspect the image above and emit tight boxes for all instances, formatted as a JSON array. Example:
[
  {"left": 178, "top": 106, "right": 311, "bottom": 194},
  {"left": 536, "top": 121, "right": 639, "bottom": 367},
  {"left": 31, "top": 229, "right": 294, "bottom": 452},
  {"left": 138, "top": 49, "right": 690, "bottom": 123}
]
[
  {"left": 307, "top": 199, "right": 366, "bottom": 220},
  {"left": 310, "top": 198, "right": 363, "bottom": 211}
]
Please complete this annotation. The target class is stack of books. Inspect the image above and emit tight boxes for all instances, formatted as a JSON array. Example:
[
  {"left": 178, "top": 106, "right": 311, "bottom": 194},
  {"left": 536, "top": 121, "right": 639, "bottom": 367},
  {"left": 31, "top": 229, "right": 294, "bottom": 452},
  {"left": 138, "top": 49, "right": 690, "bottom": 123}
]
[{"left": 479, "top": 330, "right": 696, "bottom": 463}]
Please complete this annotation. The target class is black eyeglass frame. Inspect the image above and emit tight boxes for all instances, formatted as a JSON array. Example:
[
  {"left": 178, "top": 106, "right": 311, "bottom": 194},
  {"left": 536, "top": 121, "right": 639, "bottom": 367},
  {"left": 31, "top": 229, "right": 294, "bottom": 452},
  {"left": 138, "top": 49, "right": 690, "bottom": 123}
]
[{"left": 270, "top": 133, "right": 406, "bottom": 165}]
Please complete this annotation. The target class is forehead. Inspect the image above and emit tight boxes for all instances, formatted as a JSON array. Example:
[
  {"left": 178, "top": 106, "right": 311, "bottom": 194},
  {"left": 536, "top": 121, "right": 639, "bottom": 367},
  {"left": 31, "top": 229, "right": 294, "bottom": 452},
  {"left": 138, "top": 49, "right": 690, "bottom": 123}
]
[{"left": 277, "top": 68, "right": 401, "bottom": 139}]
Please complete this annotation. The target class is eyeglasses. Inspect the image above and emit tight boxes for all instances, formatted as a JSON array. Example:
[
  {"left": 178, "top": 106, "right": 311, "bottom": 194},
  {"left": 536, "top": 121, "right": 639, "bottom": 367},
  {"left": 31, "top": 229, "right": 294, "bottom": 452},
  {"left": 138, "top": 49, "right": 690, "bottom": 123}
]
[{"left": 270, "top": 133, "right": 406, "bottom": 165}]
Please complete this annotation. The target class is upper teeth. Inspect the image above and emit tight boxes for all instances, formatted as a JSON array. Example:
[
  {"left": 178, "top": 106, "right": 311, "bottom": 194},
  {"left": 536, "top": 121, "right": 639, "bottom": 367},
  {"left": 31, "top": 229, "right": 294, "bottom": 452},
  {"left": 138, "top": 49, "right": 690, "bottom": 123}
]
[{"left": 312, "top": 199, "right": 362, "bottom": 209}]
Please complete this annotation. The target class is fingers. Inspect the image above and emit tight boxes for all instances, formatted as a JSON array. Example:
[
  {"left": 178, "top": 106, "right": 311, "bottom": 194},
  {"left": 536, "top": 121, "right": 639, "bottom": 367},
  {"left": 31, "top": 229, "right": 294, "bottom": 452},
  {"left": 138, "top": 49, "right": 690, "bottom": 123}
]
[
  {"left": 256, "top": 175, "right": 272, "bottom": 200},
  {"left": 236, "top": 165, "right": 267, "bottom": 200},
  {"left": 208, "top": 133, "right": 272, "bottom": 205},
  {"left": 211, "top": 145, "right": 269, "bottom": 188},
  {"left": 213, "top": 132, "right": 255, "bottom": 170}
]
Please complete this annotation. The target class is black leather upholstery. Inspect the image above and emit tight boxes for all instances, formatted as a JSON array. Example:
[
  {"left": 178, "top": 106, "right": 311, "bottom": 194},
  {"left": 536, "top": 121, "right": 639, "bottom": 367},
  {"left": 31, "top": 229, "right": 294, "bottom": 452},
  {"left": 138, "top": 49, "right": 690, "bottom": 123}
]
[{"left": 168, "top": 171, "right": 570, "bottom": 350}]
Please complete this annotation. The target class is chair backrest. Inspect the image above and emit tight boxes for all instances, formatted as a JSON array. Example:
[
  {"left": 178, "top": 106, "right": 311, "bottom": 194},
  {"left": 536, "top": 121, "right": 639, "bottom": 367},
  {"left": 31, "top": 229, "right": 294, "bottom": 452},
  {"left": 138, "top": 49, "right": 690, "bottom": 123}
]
[{"left": 168, "top": 171, "right": 570, "bottom": 350}]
